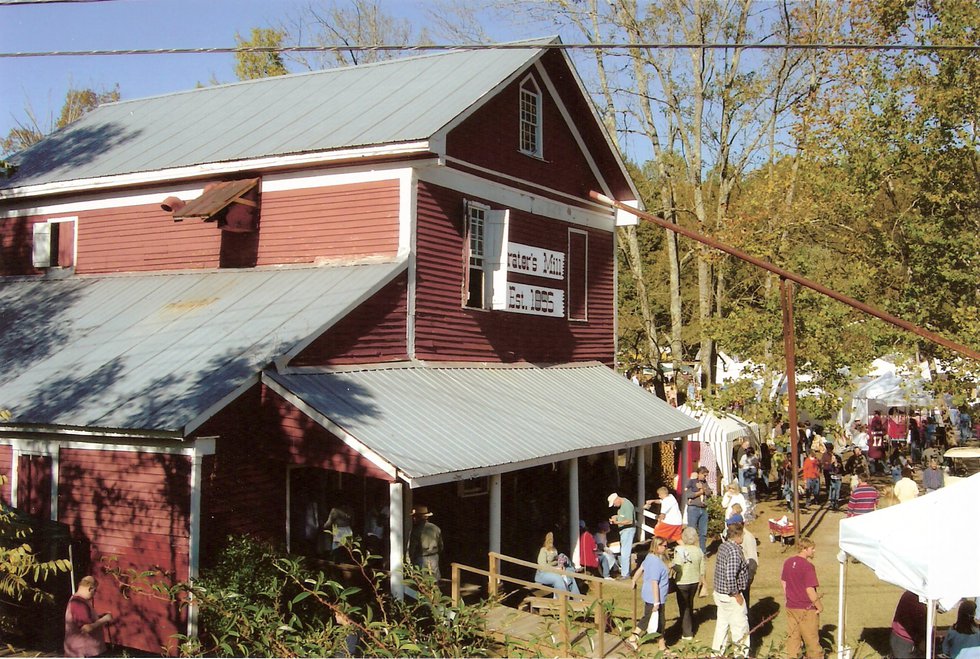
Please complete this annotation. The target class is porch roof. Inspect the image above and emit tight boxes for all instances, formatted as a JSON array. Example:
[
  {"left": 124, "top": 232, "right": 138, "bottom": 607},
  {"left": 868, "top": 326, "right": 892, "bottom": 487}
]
[
  {"left": 0, "top": 261, "right": 405, "bottom": 435},
  {"left": 264, "top": 362, "right": 701, "bottom": 487}
]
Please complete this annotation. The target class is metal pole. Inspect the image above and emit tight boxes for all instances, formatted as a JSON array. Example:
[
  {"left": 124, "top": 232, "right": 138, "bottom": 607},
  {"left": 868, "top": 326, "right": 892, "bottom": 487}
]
[
  {"left": 837, "top": 552, "right": 846, "bottom": 658},
  {"left": 590, "top": 191, "right": 980, "bottom": 362},
  {"left": 926, "top": 598, "right": 935, "bottom": 659},
  {"left": 782, "top": 279, "right": 802, "bottom": 535}
]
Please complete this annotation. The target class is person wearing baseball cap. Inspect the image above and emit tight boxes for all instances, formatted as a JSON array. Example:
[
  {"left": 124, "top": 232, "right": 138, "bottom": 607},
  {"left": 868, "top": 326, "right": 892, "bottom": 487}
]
[{"left": 608, "top": 493, "right": 636, "bottom": 578}]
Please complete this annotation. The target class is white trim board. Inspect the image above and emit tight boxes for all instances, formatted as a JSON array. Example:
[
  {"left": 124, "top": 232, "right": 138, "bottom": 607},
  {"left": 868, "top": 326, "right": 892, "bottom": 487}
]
[
  {"left": 418, "top": 163, "right": 616, "bottom": 231},
  {"left": 0, "top": 143, "right": 432, "bottom": 202}
]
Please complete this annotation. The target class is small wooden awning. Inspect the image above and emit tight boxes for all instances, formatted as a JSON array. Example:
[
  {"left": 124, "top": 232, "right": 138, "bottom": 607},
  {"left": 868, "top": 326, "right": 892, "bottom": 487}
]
[{"left": 174, "top": 178, "right": 258, "bottom": 221}]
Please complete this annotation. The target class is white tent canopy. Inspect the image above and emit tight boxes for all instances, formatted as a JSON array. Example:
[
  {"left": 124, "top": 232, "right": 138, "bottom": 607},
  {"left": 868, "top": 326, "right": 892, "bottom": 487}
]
[
  {"left": 677, "top": 404, "right": 759, "bottom": 488},
  {"left": 838, "top": 473, "right": 980, "bottom": 657},
  {"left": 842, "top": 357, "right": 934, "bottom": 428}
]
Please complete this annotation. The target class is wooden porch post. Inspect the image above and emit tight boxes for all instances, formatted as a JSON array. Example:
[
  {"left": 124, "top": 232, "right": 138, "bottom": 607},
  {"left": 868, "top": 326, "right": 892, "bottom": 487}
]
[
  {"left": 568, "top": 458, "right": 580, "bottom": 559},
  {"left": 489, "top": 474, "right": 501, "bottom": 554}
]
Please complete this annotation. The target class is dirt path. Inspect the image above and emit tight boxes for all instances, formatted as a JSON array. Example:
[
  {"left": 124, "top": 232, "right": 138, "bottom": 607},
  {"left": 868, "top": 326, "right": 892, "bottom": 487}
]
[{"left": 612, "top": 477, "right": 956, "bottom": 658}]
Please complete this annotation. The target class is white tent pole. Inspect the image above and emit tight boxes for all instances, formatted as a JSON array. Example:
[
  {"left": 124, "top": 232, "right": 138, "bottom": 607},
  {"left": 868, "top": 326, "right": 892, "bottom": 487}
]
[
  {"left": 837, "top": 551, "right": 846, "bottom": 659},
  {"left": 926, "top": 598, "right": 935, "bottom": 659}
]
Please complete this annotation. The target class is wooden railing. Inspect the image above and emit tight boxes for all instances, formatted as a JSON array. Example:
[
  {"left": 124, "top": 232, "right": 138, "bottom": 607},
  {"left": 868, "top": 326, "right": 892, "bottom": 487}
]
[{"left": 450, "top": 551, "right": 638, "bottom": 657}]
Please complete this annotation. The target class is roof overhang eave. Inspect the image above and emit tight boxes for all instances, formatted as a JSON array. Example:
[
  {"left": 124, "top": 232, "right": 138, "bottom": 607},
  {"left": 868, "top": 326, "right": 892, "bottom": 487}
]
[
  {"left": 0, "top": 141, "right": 434, "bottom": 202},
  {"left": 0, "top": 422, "right": 183, "bottom": 441},
  {"left": 401, "top": 425, "right": 701, "bottom": 489}
]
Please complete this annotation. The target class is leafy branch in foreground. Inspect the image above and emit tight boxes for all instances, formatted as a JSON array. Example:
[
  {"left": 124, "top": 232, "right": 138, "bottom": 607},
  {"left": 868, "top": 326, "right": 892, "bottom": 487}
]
[
  {"left": 0, "top": 473, "right": 72, "bottom": 605},
  {"left": 104, "top": 535, "right": 494, "bottom": 657}
]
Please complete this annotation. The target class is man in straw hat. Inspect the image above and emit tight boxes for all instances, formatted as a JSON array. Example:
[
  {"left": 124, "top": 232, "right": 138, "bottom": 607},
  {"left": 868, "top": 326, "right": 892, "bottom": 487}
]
[{"left": 409, "top": 505, "right": 444, "bottom": 580}]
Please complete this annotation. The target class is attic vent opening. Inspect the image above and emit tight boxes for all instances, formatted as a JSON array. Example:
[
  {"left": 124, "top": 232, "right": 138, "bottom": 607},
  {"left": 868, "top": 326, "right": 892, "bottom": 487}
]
[{"left": 164, "top": 178, "right": 260, "bottom": 232}]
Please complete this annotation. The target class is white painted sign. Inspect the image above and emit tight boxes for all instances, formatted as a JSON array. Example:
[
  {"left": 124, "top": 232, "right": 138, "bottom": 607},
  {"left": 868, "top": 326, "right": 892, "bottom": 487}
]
[
  {"left": 506, "top": 282, "right": 565, "bottom": 317},
  {"left": 507, "top": 242, "right": 565, "bottom": 280}
]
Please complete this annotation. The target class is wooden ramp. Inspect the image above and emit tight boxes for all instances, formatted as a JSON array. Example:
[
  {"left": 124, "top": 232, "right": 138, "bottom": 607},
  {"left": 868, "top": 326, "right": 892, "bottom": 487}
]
[{"left": 484, "top": 603, "right": 634, "bottom": 658}]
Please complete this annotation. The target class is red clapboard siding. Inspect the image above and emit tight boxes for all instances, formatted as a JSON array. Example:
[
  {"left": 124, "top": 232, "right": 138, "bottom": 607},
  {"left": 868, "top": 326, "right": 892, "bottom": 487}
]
[
  {"left": 66, "top": 179, "right": 399, "bottom": 274},
  {"left": 0, "top": 445, "right": 12, "bottom": 504},
  {"left": 260, "top": 384, "right": 394, "bottom": 481},
  {"left": 256, "top": 180, "right": 400, "bottom": 265},
  {"left": 0, "top": 216, "right": 38, "bottom": 276},
  {"left": 414, "top": 181, "right": 615, "bottom": 364},
  {"left": 77, "top": 203, "right": 221, "bottom": 273},
  {"left": 57, "top": 447, "right": 191, "bottom": 655},
  {"left": 290, "top": 272, "right": 409, "bottom": 366},
  {"left": 194, "top": 384, "right": 287, "bottom": 564},
  {"left": 446, "top": 64, "right": 600, "bottom": 201}
]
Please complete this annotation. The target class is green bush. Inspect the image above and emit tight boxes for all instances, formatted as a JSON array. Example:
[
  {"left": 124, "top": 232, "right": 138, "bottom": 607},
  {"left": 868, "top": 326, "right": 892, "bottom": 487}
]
[
  {"left": 705, "top": 495, "right": 726, "bottom": 540},
  {"left": 162, "top": 535, "right": 494, "bottom": 657}
]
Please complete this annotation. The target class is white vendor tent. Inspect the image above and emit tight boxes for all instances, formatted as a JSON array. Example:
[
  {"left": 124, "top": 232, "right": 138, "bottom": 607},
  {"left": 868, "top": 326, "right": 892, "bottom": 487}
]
[
  {"left": 677, "top": 404, "right": 759, "bottom": 488},
  {"left": 837, "top": 472, "right": 980, "bottom": 658},
  {"left": 842, "top": 358, "right": 934, "bottom": 428}
]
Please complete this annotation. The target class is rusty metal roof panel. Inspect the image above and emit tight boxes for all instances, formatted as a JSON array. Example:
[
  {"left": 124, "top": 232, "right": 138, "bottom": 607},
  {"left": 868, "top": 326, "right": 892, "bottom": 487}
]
[
  {"left": 173, "top": 178, "right": 258, "bottom": 219},
  {"left": 3, "top": 45, "right": 550, "bottom": 190},
  {"left": 266, "top": 363, "right": 700, "bottom": 486},
  {"left": 0, "top": 261, "right": 405, "bottom": 433}
]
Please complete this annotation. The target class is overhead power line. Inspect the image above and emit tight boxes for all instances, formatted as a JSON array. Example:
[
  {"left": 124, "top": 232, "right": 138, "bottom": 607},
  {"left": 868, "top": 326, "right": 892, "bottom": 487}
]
[{"left": 0, "top": 42, "right": 978, "bottom": 59}]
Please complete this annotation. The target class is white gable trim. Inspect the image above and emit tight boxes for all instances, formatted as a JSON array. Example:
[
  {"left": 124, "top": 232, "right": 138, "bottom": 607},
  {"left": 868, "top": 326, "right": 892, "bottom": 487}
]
[
  {"left": 532, "top": 60, "right": 611, "bottom": 198},
  {"left": 428, "top": 50, "right": 544, "bottom": 156},
  {"left": 260, "top": 372, "right": 399, "bottom": 480},
  {"left": 553, "top": 48, "right": 642, "bottom": 206}
]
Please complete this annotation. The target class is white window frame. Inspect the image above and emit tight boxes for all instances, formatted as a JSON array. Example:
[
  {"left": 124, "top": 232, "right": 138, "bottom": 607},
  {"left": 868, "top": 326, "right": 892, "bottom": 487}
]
[
  {"left": 463, "top": 201, "right": 509, "bottom": 311},
  {"left": 32, "top": 216, "right": 77, "bottom": 269},
  {"left": 519, "top": 76, "right": 543, "bottom": 158}
]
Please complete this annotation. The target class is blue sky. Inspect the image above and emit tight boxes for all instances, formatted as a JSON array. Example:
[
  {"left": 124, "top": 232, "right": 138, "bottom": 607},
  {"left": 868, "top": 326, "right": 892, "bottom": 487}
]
[
  {"left": 0, "top": 0, "right": 659, "bottom": 163},
  {"left": 0, "top": 0, "right": 479, "bottom": 140},
  {"left": 1, "top": 0, "right": 292, "bottom": 136}
]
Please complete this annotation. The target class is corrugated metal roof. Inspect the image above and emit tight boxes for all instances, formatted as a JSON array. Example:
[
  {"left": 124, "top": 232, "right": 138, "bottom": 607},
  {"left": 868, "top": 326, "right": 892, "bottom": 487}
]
[
  {"left": 0, "top": 261, "right": 405, "bottom": 433},
  {"left": 3, "top": 45, "right": 550, "bottom": 190},
  {"left": 266, "top": 363, "right": 700, "bottom": 487}
]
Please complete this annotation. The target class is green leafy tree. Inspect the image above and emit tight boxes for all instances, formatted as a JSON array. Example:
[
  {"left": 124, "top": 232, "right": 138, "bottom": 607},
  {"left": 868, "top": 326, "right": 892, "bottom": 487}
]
[
  {"left": 2, "top": 85, "right": 119, "bottom": 156},
  {"left": 0, "top": 481, "right": 72, "bottom": 606},
  {"left": 234, "top": 27, "right": 289, "bottom": 80}
]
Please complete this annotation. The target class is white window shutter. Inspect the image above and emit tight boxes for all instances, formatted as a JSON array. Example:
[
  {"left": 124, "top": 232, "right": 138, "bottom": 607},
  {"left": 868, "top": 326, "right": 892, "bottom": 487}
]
[
  {"left": 486, "top": 209, "right": 510, "bottom": 310},
  {"left": 32, "top": 222, "right": 51, "bottom": 268}
]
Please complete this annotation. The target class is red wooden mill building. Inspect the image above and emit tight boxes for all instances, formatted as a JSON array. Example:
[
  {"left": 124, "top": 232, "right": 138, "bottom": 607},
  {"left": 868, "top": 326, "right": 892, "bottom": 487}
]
[{"left": 0, "top": 40, "right": 698, "bottom": 653}]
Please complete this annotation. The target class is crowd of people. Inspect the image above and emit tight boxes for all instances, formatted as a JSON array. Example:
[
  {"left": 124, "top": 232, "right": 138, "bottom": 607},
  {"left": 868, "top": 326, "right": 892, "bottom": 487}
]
[{"left": 535, "top": 407, "right": 976, "bottom": 657}]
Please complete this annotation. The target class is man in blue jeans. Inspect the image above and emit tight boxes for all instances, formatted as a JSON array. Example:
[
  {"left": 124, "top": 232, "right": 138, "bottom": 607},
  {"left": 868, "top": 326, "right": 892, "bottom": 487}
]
[
  {"left": 685, "top": 466, "right": 710, "bottom": 552},
  {"left": 608, "top": 493, "right": 636, "bottom": 578}
]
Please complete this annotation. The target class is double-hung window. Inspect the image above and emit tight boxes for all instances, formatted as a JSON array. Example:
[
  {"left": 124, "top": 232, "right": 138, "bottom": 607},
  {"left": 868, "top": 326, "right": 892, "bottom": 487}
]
[
  {"left": 465, "top": 202, "right": 487, "bottom": 308},
  {"left": 519, "top": 77, "right": 543, "bottom": 158},
  {"left": 463, "top": 201, "right": 509, "bottom": 310}
]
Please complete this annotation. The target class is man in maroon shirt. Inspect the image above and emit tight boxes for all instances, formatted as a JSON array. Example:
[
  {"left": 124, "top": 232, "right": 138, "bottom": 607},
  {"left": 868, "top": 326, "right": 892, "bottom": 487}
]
[
  {"left": 781, "top": 537, "right": 822, "bottom": 659},
  {"left": 890, "top": 590, "right": 927, "bottom": 658},
  {"left": 64, "top": 576, "right": 113, "bottom": 657}
]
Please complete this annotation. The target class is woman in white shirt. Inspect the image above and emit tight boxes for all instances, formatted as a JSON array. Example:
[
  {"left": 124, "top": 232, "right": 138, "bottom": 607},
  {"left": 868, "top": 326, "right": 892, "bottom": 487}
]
[{"left": 721, "top": 482, "right": 749, "bottom": 522}]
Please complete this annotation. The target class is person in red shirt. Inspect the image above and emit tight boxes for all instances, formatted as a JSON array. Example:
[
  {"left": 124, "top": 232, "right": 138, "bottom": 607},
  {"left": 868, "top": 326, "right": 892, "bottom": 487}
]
[
  {"left": 890, "top": 590, "right": 927, "bottom": 658},
  {"left": 781, "top": 538, "right": 822, "bottom": 659},
  {"left": 64, "top": 576, "right": 113, "bottom": 658},
  {"left": 802, "top": 450, "right": 822, "bottom": 507}
]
